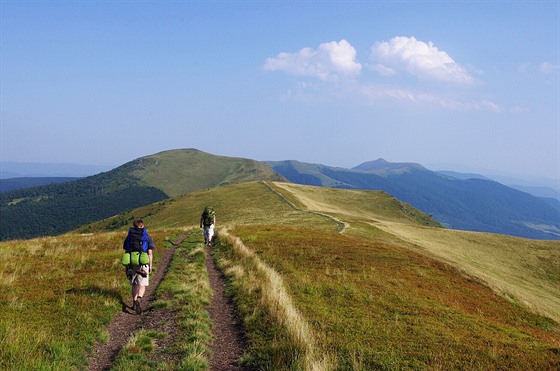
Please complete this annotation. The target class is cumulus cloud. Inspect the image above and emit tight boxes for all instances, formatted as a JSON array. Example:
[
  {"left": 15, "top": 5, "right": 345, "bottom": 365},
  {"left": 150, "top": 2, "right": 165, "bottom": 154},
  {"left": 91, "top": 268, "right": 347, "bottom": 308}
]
[
  {"left": 265, "top": 36, "right": 494, "bottom": 111},
  {"left": 370, "top": 36, "right": 474, "bottom": 84},
  {"left": 370, "top": 63, "right": 397, "bottom": 76},
  {"left": 263, "top": 39, "right": 362, "bottom": 81}
]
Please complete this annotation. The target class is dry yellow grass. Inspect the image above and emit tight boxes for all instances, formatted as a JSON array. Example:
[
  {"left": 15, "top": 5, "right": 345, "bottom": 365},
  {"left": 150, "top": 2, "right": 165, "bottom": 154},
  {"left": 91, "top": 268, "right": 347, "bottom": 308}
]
[
  {"left": 219, "top": 228, "right": 335, "bottom": 370},
  {"left": 372, "top": 221, "right": 560, "bottom": 323},
  {"left": 272, "top": 181, "right": 560, "bottom": 323},
  {"left": 232, "top": 223, "right": 560, "bottom": 368}
]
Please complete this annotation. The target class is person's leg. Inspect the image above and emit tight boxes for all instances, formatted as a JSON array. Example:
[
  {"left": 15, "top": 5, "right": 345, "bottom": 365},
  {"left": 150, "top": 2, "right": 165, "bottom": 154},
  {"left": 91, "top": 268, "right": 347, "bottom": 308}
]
[
  {"left": 133, "top": 267, "right": 149, "bottom": 314},
  {"left": 137, "top": 284, "right": 146, "bottom": 299},
  {"left": 203, "top": 226, "right": 209, "bottom": 244},
  {"left": 132, "top": 283, "right": 143, "bottom": 314},
  {"left": 132, "top": 283, "right": 141, "bottom": 301},
  {"left": 208, "top": 225, "right": 214, "bottom": 244}
]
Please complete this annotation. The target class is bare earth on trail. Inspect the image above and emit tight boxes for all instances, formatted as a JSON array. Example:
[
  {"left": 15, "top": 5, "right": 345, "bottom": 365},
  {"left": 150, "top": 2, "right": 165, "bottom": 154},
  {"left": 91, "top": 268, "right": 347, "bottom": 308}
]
[
  {"left": 88, "top": 234, "right": 248, "bottom": 370},
  {"left": 87, "top": 246, "right": 176, "bottom": 371},
  {"left": 205, "top": 245, "right": 248, "bottom": 370}
]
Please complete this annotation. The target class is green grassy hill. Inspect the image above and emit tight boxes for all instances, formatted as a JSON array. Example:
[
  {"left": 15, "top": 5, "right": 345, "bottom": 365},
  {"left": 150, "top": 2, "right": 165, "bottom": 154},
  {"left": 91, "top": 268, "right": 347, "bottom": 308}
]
[
  {"left": 130, "top": 148, "right": 284, "bottom": 198},
  {"left": 78, "top": 180, "right": 559, "bottom": 324},
  {"left": 2, "top": 181, "right": 559, "bottom": 369},
  {"left": 0, "top": 149, "right": 283, "bottom": 240}
]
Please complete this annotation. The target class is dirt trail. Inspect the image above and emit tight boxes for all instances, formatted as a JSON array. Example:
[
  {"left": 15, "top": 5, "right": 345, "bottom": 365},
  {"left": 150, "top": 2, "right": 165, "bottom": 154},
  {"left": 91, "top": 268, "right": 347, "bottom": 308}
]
[
  {"left": 87, "top": 233, "right": 248, "bottom": 370},
  {"left": 205, "top": 245, "right": 248, "bottom": 370},
  {"left": 87, "top": 245, "right": 176, "bottom": 370}
]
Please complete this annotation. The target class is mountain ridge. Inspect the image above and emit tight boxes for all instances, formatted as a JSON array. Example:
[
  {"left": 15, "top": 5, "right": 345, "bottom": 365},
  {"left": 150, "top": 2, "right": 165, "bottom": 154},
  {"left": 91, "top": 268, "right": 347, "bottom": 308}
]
[
  {"left": 128, "top": 148, "right": 284, "bottom": 197},
  {"left": 353, "top": 157, "right": 427, "bottom": 174},
  {"left": 266, "top": 158, "right": 560, "bottom": 240},
  {"left": 0, "top": 149, "right": 283, "bottom": 240},
  {"left": 2, "top": 149, "right": 558, "bottom": 241}
]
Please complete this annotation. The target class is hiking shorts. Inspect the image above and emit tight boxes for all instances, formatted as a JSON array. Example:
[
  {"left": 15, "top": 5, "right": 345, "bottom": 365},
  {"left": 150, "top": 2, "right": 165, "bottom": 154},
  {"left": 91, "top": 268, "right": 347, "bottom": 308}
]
[
  {"left": 127, "top": 264, "right": 150, "bottom": 286},
  {"left": 203, "top": 225, "right": 214, "bottom": 240}
]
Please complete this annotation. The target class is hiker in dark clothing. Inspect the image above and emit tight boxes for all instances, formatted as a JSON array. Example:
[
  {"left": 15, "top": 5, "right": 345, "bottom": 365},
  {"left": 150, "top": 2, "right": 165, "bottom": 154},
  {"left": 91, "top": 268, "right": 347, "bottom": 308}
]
[
  {"left": 200, "top": 206, "right": 216, "bottom": 246},
  {"left": 123, "top": 219, "right": 155, "bottom": 314}
]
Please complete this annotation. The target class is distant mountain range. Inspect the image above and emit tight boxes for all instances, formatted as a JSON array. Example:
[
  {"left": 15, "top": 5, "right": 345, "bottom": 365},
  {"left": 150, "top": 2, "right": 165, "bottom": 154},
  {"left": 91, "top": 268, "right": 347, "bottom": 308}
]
[
  {"left": 436, "top": 170, "right": 560, "bottom": 200},
  {"left": 4, "top": 157, "right": 558, "bottom": 200},
  {"left": 0, "top": 177, "right": 81, "bottom": 193},
  {"left": 436, "top": 170, "right": 492, "bottom": 181},
  {"left": 0, "top": 161, "right": 113, "bottom": 178},
  {"left": 1, "top": 150, "right": 558, "bottom": 241},
  {"left": 266, "top": 158, "right": 560, "bottom": 240}
]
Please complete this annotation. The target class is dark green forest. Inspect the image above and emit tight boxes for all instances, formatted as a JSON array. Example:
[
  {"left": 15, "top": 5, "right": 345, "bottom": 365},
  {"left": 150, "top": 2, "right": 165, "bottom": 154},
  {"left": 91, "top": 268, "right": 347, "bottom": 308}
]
[{"left": 0, "top": 168, "right": 167, "bottom": 240}]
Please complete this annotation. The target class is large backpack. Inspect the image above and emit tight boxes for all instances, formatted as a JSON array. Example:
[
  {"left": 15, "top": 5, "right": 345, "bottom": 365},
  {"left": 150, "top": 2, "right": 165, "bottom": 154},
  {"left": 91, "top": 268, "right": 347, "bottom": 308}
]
[
  {"left": 126, "top": 227, "right": 148, "bottom": 253},
  {"left": 122, "top": 228, "right": 149, "bottom": 266},
  {"left": 202, "top": 207, "right": 215, "bottom": 226}
]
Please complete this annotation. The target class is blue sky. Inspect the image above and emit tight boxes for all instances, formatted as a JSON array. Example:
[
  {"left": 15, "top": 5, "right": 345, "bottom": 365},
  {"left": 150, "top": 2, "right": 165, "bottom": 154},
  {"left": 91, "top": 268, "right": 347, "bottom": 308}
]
[{"left": 1, "top": 1, "right": 558, "bottom": 185}]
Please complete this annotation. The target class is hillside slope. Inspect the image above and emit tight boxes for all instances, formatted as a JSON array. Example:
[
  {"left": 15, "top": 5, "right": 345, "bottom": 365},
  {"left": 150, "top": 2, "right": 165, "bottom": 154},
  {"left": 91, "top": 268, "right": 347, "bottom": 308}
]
[
  {"left": 76, "top": 181, "right": 559, "bottom": 368},
  {"left": 266, "top": 159, "right": 560, "bottom": 240},
  {"left": 271, "top": 182, "right": 560, "bottom": 324},
  {"left": 131, "top": 148, "right": 283, "bottom": 197},
  {"left": 0, "top": 149, "right": 283, "bottom": 240},
  {"left": 2, "top": 181, "right": 558, "bottom": 368},
  {"left": 81, "top": 181, "right": 559, "bottom": 323}
]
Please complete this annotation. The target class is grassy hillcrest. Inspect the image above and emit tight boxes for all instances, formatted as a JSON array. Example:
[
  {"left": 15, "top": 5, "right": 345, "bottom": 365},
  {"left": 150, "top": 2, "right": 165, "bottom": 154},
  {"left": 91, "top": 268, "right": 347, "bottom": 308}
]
[
  {"left": 79, "top": 181, "right": 560, "bottom": 324},
  {"left": 129, "top": 148, "right": 284, "bottom": 197},
  {"left": 0, "top": 149, "right": 283, "bottom": 240},
  {"left": 2, "top": 180, "right": 559, "bottom": 368}
]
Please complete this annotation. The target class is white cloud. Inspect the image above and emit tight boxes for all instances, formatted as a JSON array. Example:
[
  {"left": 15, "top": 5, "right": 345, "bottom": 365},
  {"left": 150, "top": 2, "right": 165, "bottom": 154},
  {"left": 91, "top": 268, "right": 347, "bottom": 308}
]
[
  {"left": 358, "top": 84, "right": 499, "bottom": 111},
  {"left": 479, "top": 100, "right": 500, "bottom": 112},
  {"left": 264, "top": 39, "right": 362, "bottom": 81},
  {"left": 265, "top": 37, "right": 495, "bottom": 111},
  {"left": 370, "top": 36, "right": 474, "bottom": 84},
  {"left": 370, "top": 63, "right": 397, "bottom": 76},
  {"left": 538, "top": 62, "right": 559, "bottom": 74}
]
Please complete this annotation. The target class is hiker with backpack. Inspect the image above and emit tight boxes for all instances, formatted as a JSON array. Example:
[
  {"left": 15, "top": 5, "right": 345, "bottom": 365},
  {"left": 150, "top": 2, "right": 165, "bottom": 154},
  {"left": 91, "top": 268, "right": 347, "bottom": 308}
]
[
  {"left": 122, "top": 219, "right": 155, "bottom": 314},
  {"left": 200, "top": 206, "right": 216, "bottom": 246}
]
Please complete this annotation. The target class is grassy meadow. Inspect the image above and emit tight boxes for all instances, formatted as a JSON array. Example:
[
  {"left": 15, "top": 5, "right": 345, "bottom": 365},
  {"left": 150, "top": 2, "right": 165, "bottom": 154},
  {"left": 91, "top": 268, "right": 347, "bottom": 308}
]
[
  {"left": 0, "top": 230, "right": 169, "bottom": 369},
  {"left": 1, "top": 180, "right": 559, "bottom": 369},
  {"left": 78, "top": 181, "right": 337, "bottom": 232},
  {"left": 272, "top": 182, "right": 560, "bottom": 323},
  {"left": 222, "top": 224, "right": 559, "bottom": 369}
]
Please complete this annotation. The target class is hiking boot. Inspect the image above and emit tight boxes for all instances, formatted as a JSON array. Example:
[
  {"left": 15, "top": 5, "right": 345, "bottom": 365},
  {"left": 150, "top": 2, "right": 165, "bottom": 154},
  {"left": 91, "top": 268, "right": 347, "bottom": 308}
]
[{"left": 133, "top": 299, "right": 142, "bottom": 314}]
